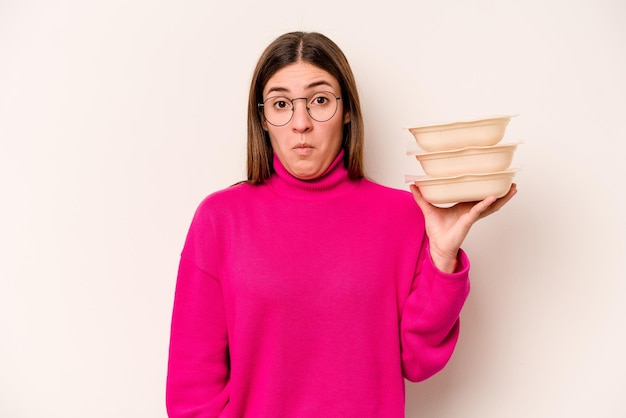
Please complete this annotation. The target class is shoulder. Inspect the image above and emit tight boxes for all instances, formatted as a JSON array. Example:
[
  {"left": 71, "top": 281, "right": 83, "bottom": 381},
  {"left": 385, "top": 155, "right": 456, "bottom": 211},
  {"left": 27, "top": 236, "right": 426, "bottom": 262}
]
[
  {"left": 189, "top": 181, "right": 260, "bottom": 222},
  {"left": 359, "top": 177, "right": 419, "bottom": 205},
  {"left": 357, "top": 178, "right": 424, "bottom": 221},
  {"left": 197, "top": 180, "right": 261, "bottom": 208}
]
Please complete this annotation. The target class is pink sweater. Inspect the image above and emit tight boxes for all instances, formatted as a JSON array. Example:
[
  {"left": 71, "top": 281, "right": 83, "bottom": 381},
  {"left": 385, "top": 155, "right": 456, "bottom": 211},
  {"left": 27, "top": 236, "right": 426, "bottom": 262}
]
[{"left": 166, "top": 151, "right": 470, "bottom": 417}]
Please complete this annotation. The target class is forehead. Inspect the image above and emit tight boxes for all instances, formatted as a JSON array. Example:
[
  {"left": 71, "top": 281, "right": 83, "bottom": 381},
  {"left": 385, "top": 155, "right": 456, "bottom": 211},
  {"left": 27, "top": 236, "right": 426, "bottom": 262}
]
[{"left": 263, "top": 62, "right": 340, "bottom": 96}]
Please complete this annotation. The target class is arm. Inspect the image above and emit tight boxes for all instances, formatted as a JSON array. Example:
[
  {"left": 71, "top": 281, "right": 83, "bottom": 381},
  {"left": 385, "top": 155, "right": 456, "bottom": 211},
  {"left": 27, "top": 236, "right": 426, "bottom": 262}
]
[
  {"left": 400, "top": 182, "right": 516, "bottom": 381},
  {"left": 411, "top": 183, "right": 517, "bottom": 273},
  {"left": 166, "top": 257, "right": 230, "bottom": 417},
  {"left": 400, "top": 245, "right": 470, "bottom": 382}
]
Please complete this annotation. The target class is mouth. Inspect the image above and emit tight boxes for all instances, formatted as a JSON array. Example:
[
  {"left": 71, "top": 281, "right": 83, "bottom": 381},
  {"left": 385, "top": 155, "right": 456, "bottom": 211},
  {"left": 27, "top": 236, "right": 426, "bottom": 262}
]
[{"left": 293, "top": 143, "right": 314, "bottom": 155}]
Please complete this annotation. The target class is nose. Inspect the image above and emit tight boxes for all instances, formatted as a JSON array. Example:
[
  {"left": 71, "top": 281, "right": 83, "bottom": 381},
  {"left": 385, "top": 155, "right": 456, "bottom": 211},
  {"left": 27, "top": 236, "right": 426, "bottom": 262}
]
[{"left": 290, "top": 98, "right": 313, "bottom": 132}]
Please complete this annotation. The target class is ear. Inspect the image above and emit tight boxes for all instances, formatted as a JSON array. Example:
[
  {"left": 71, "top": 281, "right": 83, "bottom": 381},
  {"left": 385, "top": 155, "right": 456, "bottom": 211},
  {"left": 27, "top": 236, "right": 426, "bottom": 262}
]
[
  {"left": 343, "top": 110, "right": 351, "bottom": 125},
  {"left": 262, "top": 119, "right": 268, "bottom": 131}
]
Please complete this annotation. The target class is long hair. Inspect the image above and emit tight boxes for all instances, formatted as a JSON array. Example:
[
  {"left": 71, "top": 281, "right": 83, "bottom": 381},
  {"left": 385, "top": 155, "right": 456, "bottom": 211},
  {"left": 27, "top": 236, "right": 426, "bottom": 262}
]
[{"left": 246, "top": 31, "right": 365, "bottom": 184}]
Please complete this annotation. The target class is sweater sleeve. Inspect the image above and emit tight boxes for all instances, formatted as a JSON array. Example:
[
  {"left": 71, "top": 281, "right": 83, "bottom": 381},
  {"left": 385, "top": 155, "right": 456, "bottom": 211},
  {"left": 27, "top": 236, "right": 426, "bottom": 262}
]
[
  {"left": 166, "top": 207, "right": 230, "bottom": 417},
  {"left": 400, "top": 243, "right": 470, "bottom": 382}
]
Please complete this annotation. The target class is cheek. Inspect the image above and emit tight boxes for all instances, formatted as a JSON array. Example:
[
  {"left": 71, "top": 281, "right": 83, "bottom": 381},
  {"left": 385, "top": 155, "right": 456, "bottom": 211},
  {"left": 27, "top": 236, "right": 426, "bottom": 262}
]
[
  {"left": 332, "top": 118, "right": 347, "bottom": 142},
  {"left": 267, "top": 129, "right": 287, "bottom": 152}
]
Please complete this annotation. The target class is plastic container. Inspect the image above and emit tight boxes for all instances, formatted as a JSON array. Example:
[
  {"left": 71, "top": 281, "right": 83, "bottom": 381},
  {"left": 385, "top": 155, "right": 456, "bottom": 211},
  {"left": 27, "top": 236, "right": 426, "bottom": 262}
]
[
  {"left": 405, "top": 169, "right": 518, "bottom": 205},
  {"left": 411, "top": 142, "right": 520, "bottom": 177},
  {"left": 407, "top": 115, "right": 513, "bottom": 152}
]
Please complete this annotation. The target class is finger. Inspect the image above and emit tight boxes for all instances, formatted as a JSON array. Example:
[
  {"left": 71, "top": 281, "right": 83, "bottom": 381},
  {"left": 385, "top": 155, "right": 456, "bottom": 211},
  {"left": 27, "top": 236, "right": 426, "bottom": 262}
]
[
  {"left": 477, "top": 183, "right": 518, "bottom": 219},
  {"left": 491, "top": 183, "right": 518, "bottom": 211},
  {"left": 468, "top": 195, "right": 498, "bottom": 221},
  {"left": 409, "top": 184, "right": 435, "bottom": 214}
]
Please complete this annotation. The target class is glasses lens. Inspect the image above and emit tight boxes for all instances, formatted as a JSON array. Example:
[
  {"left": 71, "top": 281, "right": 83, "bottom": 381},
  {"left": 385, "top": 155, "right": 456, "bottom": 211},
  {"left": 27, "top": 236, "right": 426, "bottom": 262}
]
[
  {"left": 307, "top": 91, "right": 339, "bottom": 122},
  {"left": 261, "top": 92, "right": 340, "bottom": 126},
  {"left": 263, "top": 96, "right": 293, "bottom": 126}
]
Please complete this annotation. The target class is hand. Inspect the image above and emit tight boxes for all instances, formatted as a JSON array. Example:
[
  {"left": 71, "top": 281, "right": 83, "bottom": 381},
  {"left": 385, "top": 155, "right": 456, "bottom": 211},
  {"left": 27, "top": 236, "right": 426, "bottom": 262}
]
[{"left": 410, "top": 183, "right": 518, "bottom": 273}]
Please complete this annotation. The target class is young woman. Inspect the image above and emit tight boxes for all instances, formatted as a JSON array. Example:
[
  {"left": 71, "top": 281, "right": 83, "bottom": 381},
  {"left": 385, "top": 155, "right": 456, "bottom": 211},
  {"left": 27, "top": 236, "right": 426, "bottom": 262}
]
[{"left": 166, "top": 31, "right": 516, "bottom": 417}]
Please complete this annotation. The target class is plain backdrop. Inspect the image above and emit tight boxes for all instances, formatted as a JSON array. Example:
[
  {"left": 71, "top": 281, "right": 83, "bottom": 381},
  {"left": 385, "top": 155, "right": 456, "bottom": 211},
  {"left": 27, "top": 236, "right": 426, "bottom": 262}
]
[{"left": 1, "top": 0, "right": 625, "bottom": 417}]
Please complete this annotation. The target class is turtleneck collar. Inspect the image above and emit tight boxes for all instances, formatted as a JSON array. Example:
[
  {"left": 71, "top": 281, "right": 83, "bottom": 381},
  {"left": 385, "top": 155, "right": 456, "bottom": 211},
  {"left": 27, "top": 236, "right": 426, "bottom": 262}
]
[{"left": 268, "top": 149, "right": 359, "bottom": 200}]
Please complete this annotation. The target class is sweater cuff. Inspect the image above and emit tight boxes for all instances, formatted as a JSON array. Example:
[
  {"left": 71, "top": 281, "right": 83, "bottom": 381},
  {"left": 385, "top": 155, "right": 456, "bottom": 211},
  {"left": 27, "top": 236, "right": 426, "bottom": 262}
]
[{"left": 426, "top": 245, "right": 470, "bottom": 279}]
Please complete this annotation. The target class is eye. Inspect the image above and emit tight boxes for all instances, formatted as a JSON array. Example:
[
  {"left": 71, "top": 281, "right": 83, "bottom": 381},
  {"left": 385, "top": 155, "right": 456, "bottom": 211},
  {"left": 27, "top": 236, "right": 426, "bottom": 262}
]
[
  {"left": 309, "top": 92, "right": 333, "bottom": 107},
  {"left": 275, "top": 100, "right": 288, "bottom": 109},
  {"left": 267, "top": 97, "right": 292, "bottom": 111}
]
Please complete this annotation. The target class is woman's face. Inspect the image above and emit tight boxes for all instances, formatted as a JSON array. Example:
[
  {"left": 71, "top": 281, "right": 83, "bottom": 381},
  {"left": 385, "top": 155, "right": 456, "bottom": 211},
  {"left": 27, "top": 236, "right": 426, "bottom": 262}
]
[{"left": 262, "top": 62, "right": 350, "bottom": 180}]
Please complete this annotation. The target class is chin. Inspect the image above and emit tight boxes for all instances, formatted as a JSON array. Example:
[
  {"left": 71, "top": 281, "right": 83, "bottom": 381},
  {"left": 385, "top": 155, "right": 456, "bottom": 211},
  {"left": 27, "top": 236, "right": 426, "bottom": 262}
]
[{"left": 293, "top": 168, "right": 322, "bottom": 180}]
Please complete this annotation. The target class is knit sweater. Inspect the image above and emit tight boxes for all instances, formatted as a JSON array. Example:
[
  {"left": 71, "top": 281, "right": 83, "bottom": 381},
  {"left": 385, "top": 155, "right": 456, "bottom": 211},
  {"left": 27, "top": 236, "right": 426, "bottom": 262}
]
[{"left": 166, "top": 150, "right": 471, "bottom": 418}]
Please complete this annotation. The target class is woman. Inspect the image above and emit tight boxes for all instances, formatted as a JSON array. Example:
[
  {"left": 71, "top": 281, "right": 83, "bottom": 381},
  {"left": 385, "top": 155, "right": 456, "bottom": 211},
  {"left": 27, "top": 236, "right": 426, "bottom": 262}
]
[{"left": 166, "top": 31, "right": 516, "bottom": 417}]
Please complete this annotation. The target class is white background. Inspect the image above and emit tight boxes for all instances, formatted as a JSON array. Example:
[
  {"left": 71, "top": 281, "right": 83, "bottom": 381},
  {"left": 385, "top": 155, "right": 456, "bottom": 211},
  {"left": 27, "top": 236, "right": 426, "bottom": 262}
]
[{"left": 1, "top": 0, "right": 625, "bottom": 417}]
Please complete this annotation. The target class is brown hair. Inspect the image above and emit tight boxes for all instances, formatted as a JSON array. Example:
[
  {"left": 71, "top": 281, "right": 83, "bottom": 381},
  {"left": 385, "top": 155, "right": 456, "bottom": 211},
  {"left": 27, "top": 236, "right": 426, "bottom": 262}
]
[{"left": 246, "top": 31, "right": 365, "bottom": 184}]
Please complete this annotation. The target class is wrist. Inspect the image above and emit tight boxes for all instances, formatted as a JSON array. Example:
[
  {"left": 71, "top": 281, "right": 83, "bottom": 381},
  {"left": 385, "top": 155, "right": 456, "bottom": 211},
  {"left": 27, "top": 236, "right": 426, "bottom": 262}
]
[{"left": 430, "top": 248, "right": 459, "bottom": 274}]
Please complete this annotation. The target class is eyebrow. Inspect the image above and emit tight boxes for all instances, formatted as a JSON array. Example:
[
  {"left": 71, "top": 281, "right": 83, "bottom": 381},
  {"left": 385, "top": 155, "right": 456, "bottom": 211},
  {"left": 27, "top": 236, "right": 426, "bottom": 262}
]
[{"left": 265, "top": 80, "right": 335, "bottom": 96}]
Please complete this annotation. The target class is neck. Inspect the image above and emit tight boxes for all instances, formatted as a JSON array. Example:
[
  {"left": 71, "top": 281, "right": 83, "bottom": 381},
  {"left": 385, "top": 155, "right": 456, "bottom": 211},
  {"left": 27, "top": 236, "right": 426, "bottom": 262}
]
[{"left": 268, "top": 149, "right": 358, "bottom": 199}]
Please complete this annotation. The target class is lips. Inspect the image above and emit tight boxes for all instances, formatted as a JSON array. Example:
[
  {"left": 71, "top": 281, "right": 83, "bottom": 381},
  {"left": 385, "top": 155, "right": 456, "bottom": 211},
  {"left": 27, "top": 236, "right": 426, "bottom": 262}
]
[{"left": 293, "top": 144, "right": 314, "bottom": 155}]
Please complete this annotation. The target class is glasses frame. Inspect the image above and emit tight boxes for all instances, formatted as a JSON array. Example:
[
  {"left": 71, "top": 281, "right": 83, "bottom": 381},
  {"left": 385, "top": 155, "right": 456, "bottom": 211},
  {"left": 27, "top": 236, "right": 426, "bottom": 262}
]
[{"left": 258, "top": 91, "right": 342, "bottom": 127}]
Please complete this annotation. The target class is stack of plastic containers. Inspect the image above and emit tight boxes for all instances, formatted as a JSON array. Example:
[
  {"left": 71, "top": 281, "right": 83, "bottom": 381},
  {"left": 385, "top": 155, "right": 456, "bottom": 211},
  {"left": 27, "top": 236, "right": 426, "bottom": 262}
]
[{"left": 405, "top": 115, "right": 520, "bottom": 205}]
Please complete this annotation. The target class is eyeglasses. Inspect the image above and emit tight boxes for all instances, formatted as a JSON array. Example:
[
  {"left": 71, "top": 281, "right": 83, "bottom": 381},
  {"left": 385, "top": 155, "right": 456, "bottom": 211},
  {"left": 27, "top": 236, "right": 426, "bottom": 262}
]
[{"left": 258, "top": 91, "right": 342, "bottom": 127}]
